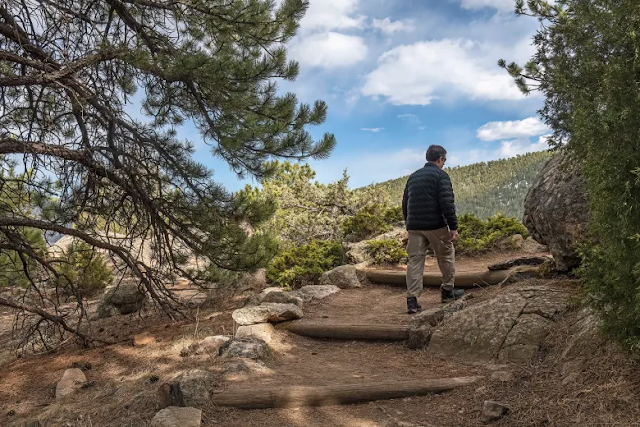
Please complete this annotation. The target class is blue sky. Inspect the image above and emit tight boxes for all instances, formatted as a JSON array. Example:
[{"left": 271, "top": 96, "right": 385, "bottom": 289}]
[{"left": 187, "top": 0, "right": 550, "bottom": 192}]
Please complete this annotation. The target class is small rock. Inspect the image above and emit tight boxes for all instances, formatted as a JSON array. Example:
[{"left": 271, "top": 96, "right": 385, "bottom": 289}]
[
  {"left": 482, "top": 400, "right": 509, "bottom": 421},
  {"left": 561, "top": 372, "right": 580, "bottom": 386},
  {"left": 407, "top": 325, "right": 432, "bottom": 350},
  {"left": 219, "top": 337, "right": 269, "bottom": 359},
  {"left": 133, "top": 332, "right": 156, "bottom": 346},
  {"left": 245, "top": 287, "right": 283, "bottom": 306},
  {"left": 318, "top": 265, "right": 361, "bottom": 289},
  {"left": 55, "top": 368, "right": 87, "bottom": 399},
  {"left": 232, "top": 303, "right": 303, "bottom": 326},
  {"left": 187, "top": 335, "right": 230, "bottom": 356},
  {"left": 293, "top": 285, "right": 340, "bottom": 302},
  {"left": 236, "top": 323, "right": 277, "bottom": 346},
  {"left": 490, "top": 371, "right": 514, "bottom": 382},
  {"left": 214, "top": 358, "right": 274, "bottom": 382},
  {"left": 150, "top": 406, "right": 202, "bottom": 427}
]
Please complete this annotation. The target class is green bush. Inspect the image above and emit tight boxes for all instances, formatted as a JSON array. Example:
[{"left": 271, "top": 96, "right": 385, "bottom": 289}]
[
  {"left": 366, "top": 239, "right": 407, "bottom": 265},
  {"left": 57, "top": 240, "right": 114, "bottom": 297},
  {"left": 456, "top": 213, "right": 529, "bottom": 255},
  {"left": 266, "top": 240, "right": 344, "bottom": 289},
  {"left": 342, "top": 204, "right": 403, "bottom": 241},
  {"left": 0, "top": 227, "right": 47, "bottom": 288}
]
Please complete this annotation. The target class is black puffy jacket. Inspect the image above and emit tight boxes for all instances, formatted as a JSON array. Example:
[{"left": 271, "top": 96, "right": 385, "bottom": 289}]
[{"left": 402, "top": 163, "right": 458, "bottom": 231}]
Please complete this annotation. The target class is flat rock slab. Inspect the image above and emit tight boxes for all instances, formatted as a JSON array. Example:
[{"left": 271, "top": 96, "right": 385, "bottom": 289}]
[
  {"left": 232, "top": 303, "right": 303, "bottom": 326},
  {"left": 56, "top": 368, "right": 87, "bottom": 399},
  {"left": 151, "top": 407, "right": 202, "bottom": 427},
  {"left": 319, "top": 265, "right": 361, "bottom": 289},
  {"left": 292, "top": 285, "right": 340, "bottom": 302},
  {"left": 429, "top": 284, "right": 568, "bottom": 363},
  {"left": 219, "top": 337, "right": 269, "bottom": 360}
]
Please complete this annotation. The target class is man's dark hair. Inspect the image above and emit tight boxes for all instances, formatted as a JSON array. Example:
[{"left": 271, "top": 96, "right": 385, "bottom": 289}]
[{"left": 426, "top": 145, "right": 447, "bottom": 162}]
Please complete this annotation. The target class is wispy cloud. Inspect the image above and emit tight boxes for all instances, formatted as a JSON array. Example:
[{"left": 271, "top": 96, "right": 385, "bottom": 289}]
[
  {"left": 361, "top": 127, "right": 384, "bottom": 132},
  {"left": 372, "top": 17, "right": 415, "bottom": 34}
]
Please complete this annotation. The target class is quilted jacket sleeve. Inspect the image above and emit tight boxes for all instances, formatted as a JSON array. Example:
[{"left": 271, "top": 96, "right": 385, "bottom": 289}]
[
  {"left": 402, "top": 183, "right": 409, "bottom": 222},
  {"left": 438, "top": 172, "right": 458, "bottom": 230}
]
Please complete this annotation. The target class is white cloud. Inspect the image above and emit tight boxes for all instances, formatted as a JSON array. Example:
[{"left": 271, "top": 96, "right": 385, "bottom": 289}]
[
  {"left": 372, "top": 18, "right": 414, "bottom": 34},
  {"left": 361, "top": 127, "right": 384, "bottom": 132},
  {"left": 362, "top": 39, "right": 526, "bottom": 105},
  {"left": 498, "top": 135, "right": 550, "bottom": 157},
  {"left": 298, "top": 0, "right": 365, "bottom": 33},
  {"left": 476, "top": 117, "right": 549, "bottom": 141},
  {"left": 458, "top": 0, "right": 517, "bottom": 11},
  {"left": 289, "top": 32, "right": 368, "bottom": 69}
]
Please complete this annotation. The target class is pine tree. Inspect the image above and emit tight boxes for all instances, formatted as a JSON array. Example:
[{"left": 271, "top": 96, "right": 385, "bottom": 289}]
[{"left": 0, "top": 0, "right": 335, "bottom": 344}]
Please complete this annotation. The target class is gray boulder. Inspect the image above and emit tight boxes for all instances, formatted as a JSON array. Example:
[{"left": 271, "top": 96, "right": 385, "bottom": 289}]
[
  {"left": 319, "top": 265, "right": 361, "bottom": 289},
  {"left": 95, "top": 280, "right": 146, "bottom": 318},
  {"left": 523, "top": 150, "right": 588, "bottom": 270},
  {"left": 171, "top": 370, "right": 217, "bottom": 407},
  {"left": 292, "top": 285, "right": 341, "bottom": 302},
  {"left": 429, "top": 284, "right": 568, "bottom": 363},
  {"left": 219, "top": 337, "right": 269, "bottom": 359},
  {"left": 232, "top": 303, "right": 303, "bottom": 326},
  {"left": 261, "top": 291, "right": 304, "bottom": 307}
]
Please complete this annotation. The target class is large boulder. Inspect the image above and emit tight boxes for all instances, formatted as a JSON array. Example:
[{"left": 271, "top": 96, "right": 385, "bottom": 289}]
[
  {"left": 523, "top": 150, "right": 588, "bottom": 270},
  {"left": 428, "top": 284, "right": 569, "bottom": 363},
  {"left": 318, "top": 265, "right": 361, "bottom": 289},
  {"left": 95, "top": 280, "right": 146, "bottom": 318}
]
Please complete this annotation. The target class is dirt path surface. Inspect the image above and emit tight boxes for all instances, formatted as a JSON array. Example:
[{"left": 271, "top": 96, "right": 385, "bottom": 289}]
[{"left": 1, "top": 251, "right": 639, "bottom": 427}]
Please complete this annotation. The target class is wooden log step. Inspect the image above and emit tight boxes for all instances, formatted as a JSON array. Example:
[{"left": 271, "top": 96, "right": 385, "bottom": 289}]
[
  {"left": 212, "top": 376, "right": 482, "bottom": 409},
  {"left": 363, "top": 269, "right": 510, "bottom": 288},
  {"left": 277, "top": 322, "right": 410, "bottom": 341}
]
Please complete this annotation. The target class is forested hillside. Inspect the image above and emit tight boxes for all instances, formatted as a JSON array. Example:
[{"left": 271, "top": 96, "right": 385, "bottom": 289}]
[{"left": 366, "top": 150, "right": 554, "bottom": 219}]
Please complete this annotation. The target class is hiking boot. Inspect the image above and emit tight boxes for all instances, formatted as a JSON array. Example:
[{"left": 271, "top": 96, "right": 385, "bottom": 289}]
[
  {"left": 441, "top": 288, "right": 465, "bottom": 303},
  {"left": 407, "top": 297, "right": 421, "bottom": 314}
]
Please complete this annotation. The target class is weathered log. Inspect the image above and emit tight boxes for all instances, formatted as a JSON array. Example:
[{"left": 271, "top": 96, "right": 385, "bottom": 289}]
[
  {"left": 278, "top": 322, "right": 410, "bottom": 341},
  {"left": 487, "top": 256, "right": 550, "bottom": 271},
  {"left": 212, "top": 376, "right": 481, "bottom": 409},
  {"left": 363, "top": 269, "right": 510, "bottom": 287}
]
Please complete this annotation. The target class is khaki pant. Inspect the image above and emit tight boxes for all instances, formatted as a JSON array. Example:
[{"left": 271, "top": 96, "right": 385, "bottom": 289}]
[{"left": 406, "top": 227, "right": 455, "bottom": 298}]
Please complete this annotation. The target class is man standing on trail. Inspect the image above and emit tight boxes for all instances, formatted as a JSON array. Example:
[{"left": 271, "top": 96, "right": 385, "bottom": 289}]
[{"left": 402, "top": 145, "right": 464, "bottom": 314}]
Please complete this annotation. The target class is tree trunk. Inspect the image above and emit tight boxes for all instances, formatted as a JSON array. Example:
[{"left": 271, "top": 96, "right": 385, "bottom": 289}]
[
  {"left": 212, "top": 377, "right": 481, "bottom": 409},
  {"left": 278, "top": 322, "right": 410, "bottom": 340}
]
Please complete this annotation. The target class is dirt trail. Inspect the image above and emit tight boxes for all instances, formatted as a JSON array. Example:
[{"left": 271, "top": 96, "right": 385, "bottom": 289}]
[{"left": 1, "top": 251, "right": 639, "bottom": 427}]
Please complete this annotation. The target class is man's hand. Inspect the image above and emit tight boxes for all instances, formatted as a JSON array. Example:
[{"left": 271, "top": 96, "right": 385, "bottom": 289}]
[{"left": 450, "top": 230, "right": 459, "bottom": 243}]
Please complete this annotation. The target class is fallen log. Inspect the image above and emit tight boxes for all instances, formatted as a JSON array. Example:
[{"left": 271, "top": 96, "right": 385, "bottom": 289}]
[
  {"left": 278, "top": 322, "right": 410, "bottom": 341},
  {"left": 212, "top": 376, "right": 482, "bottom": 409},
  {"left": 363, "top": 269, "right": 510, "bottom": 288}
]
